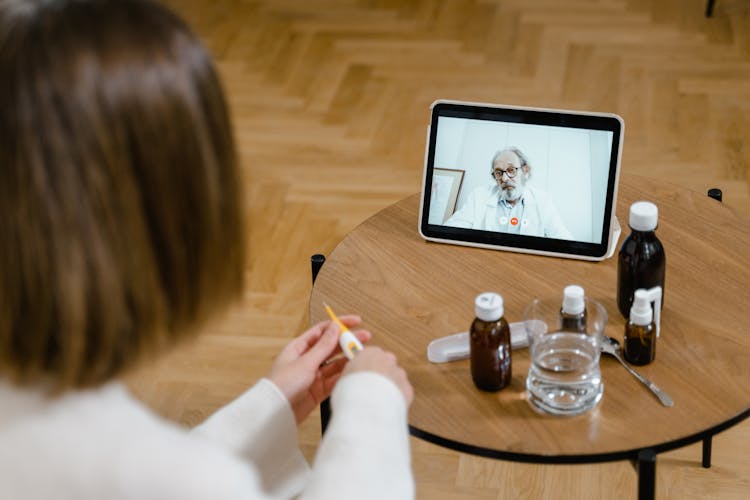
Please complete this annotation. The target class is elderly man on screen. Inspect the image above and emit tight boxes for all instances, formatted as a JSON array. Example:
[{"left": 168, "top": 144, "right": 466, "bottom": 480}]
[{"left": 444, "top": 147, "right": 573, "bottom": 240}]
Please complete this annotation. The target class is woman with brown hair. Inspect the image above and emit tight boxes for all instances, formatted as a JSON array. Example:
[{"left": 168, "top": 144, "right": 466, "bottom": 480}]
[{"left": 0, "top": 0, "right": 413, "bottom": 498}]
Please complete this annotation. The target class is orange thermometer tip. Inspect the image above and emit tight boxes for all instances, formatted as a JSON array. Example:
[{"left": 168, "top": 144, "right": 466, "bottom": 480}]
[
  {"left": 323, "top": 303, "right": 363, "bottom": 360},
  {"left": 324, "top": 303, "right": 348, "bottom": 331}
]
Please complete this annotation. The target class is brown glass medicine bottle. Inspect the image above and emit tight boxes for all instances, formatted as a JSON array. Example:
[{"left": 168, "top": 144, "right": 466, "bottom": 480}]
[
  {"left": 470, "top": 292, "right": 511, "bottom": 392},
  {"left": 624, "top": 289, "right": 656, "bottom": 365},
  {"left": 560, "top": 285, "right": 587, "bottom": 333},
  {"left": 617, "top": 201, "right": 666, "bottom": 318}
]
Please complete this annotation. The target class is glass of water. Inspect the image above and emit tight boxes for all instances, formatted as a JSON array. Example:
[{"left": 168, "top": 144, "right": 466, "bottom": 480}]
[{"left": 523, "top": 297, "right": 607, "bottom": 416}]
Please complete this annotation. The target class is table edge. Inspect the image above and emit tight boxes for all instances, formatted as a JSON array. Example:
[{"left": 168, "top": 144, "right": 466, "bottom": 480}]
[
  {"left": 408, "top": 407, "right": 750, "bottom": 464},
  {"left": 312, "top": 175, "right": 750, "bottom": 461}
]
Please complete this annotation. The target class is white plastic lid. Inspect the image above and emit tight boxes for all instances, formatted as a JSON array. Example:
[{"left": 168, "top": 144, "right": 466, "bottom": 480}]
[
  {"left": 562, "top": 285, "right": 585, "bottom": 315},
  {"left": 629, "top": 201, "right": 658, "bottom": 231},
  {"left": 629, "top": 287, "right": 662, "bottom": 336},
  {"left": 630, "top": 289, "right": 653, "bottom": 326},
  {"left": 475, "top": 292, "right": 503, "bottom": 322},
  {"left": 426, "top": 324, "right": 530, "bottom": 363}
]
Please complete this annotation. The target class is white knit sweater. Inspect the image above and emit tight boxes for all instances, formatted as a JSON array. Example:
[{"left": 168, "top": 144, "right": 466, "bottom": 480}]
[{"left": 0, "top": 372, "right": 413, "bottom": 499}]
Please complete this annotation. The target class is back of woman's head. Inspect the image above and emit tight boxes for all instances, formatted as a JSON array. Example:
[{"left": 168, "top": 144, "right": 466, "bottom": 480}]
[{"left": 0, "top": 0, "right": 245, "bottom": 390}]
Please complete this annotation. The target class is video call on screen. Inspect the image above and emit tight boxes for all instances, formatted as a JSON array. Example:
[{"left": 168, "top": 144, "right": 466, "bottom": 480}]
[{"left": 429, "top": 116, "right": 614, "bottom": 244}]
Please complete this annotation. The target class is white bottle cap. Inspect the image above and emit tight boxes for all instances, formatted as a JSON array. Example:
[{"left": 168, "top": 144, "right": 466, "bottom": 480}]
[
  {"left": 475, "top": 292, "right": 503, "bottom": 322},
  {"left": 630, "top": 289, "right": 653, "bottom": 326},
  {"left": 562, "top": 285, "right": 585, "bottom": 315},
  {"left": 629, "top": 201, "right": 658, "bottom": 231},
  {"left": 629, "top": 287, "right": 662, "bottom": 336}
]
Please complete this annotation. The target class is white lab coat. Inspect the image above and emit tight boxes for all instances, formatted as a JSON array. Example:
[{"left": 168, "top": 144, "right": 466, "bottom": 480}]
[{"left": 445, "top": 184, "right": 573, "bottom": 240}]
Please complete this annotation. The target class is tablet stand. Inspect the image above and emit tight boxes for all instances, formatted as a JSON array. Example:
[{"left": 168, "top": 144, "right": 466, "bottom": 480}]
[{"left": 605, "top": 216, "right": 622, "bottom": 260}]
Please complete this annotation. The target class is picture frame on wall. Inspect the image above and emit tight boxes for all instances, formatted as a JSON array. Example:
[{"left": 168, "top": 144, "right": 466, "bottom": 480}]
[{"left": 428, "top": 168, "right": 465, "bottom": 225}]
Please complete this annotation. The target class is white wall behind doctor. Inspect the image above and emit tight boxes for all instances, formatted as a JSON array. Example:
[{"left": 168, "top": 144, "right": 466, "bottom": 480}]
[{"left": 434, "top": 117, "right": 611, "bottom": 243}]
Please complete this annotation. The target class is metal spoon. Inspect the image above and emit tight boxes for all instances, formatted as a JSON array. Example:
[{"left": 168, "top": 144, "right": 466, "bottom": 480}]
[{"left": 601, "top": 336, "right": 674, "bottom": 407}]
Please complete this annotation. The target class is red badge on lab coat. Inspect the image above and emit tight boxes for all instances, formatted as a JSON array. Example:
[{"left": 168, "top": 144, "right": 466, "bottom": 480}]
[{"left": 510, "top": 217, "right": 519, "bottom": 226}]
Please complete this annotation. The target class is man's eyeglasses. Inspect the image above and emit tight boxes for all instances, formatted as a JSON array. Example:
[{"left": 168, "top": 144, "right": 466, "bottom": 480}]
[{"left": 492, "top": 166, "right": 519, "bottom": 180}]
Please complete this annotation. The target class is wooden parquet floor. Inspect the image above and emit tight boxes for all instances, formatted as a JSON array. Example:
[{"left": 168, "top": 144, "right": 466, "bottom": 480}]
[{"left": 126, "top": 1, "right": 750, "bottom": 498}]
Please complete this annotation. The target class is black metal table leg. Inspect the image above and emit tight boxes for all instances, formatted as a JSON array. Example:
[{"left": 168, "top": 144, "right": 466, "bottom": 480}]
[
  {"left": 701, "top": 190, "right": 721, "bottom": 465},
  {"left": 637, "top": 449, "right": 656, "bottom": 500},
  {"left": 311, "top": 253, "right": 326, "bottom": 283},
  {"left": 705, "top": 0, "right": 716, "bottom": 17},
  {"left": 702, "top": 436, "right": 713, "bottom": 468},
  {"left": 319, "top": 399, "right": 331, "bottom": 434},
  {"left": 311, "top": 254, "right": 332, "bottom": 434}
]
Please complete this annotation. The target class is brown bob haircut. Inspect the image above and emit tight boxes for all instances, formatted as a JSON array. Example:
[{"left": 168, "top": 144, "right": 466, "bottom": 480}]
[{"left": 0, "top": 0, "right": 245, "bottom": 390}]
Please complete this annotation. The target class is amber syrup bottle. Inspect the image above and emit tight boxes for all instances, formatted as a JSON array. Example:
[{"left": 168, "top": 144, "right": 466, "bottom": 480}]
[
  {"left": 624, "top": 289, "right": 656, "bottom": 365},
  {"left": 560, "top": 285, "right": 587, "bottom": 333},
  {"left": 617, "top": 201, "right": 666, "bottom": 318},
  {"left": 470, "top": 292, "right": 511, "bottom": 392}
]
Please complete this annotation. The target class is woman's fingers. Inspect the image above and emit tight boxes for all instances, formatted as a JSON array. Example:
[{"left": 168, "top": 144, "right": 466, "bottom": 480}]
[
  {"left": 285, "top": 322, "right": 326, "bottom": 357},
  {"left": 343, "top": 347, "right": 413, "bottom": 406},
  {"left": 303, "top": 322, "right": 342, "bottom": 368},
  {"left": 290, "top": 315, "right": 363, "bottom": 357},
  {"left": 336, "top": 314, "right": 362, "bottom": 327}
]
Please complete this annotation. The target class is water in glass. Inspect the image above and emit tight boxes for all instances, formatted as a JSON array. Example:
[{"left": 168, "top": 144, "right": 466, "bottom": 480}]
[{"left": 526, "top": 331, "right": 603, "bottom": 416}]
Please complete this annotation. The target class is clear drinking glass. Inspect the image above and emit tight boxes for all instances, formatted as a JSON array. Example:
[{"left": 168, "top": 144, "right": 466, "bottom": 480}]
[{"left": 524, "top": 297, "right": 607, "bottom": 416}]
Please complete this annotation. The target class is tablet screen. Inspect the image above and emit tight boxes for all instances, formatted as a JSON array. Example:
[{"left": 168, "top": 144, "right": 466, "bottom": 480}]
[{"left": 419, "top": 101, "right": 623, "bottom": 260}]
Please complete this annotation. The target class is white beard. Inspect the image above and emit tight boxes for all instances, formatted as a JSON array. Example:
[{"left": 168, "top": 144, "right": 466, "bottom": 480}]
[{"left": 500, "top": 183, "right": 525, "bottom": 203}]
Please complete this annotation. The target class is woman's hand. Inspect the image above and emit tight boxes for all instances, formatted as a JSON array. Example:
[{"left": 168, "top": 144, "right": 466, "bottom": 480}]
[
  {"left": 342, "top": 347, "right": 414, "bottom": 406},
  {"left": 267, "top": 316, "right": 371, "bottom": 424}
]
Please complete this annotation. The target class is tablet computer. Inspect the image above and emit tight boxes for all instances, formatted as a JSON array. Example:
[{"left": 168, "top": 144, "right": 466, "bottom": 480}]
[{"left": 418, "top": 100, "right": 624, "bottom": 261}]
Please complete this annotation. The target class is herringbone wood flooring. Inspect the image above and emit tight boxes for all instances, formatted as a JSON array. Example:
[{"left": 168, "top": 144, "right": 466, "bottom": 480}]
[{"left": 126, "top": 1, "right": 750, "bottom": 498}]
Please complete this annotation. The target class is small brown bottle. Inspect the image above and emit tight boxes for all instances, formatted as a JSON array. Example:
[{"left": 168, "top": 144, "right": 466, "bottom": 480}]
[
  {"left": 470, "top": 292, "right": 511, "bottom": 392},
  {"left": 624, "top": 289, "right": 656, "bottom": 365},
  {"left": 560, "top": 285, "right": 587, "bottom": 333}
]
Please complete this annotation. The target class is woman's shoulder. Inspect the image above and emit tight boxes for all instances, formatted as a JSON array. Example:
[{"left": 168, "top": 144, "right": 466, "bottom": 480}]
[{"left": 0, "top": 381, "right": 261, "bottom": 500}]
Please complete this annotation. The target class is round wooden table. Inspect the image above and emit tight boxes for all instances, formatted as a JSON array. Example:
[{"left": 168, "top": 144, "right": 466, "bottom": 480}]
[{"left": 309, "top": 174, "right": 750, "bottom": 500}]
